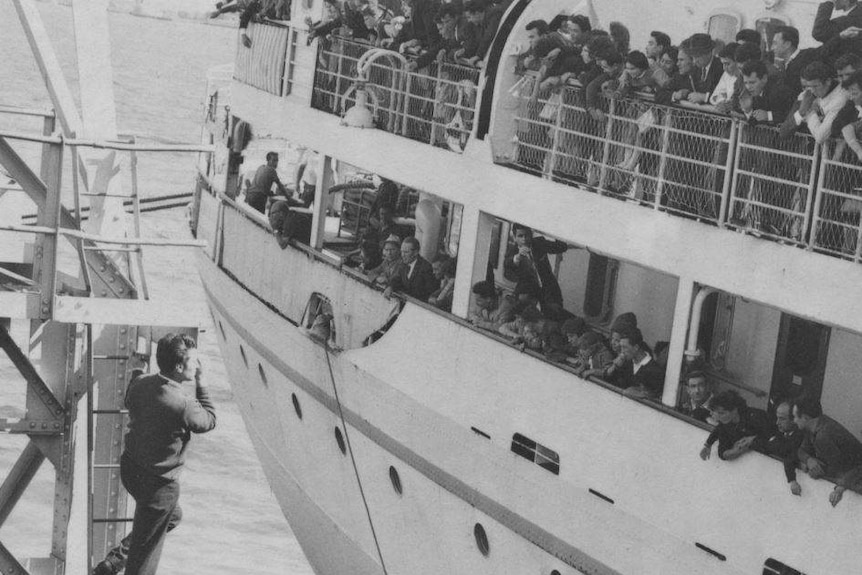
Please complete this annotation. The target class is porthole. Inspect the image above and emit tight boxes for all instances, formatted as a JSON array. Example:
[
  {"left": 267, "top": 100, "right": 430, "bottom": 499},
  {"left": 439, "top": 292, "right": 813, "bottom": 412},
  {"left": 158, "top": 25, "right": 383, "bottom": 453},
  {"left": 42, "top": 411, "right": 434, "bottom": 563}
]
[
  {"left": 474, "top": 523, "right": 489, "bottom": 557},
  {"left": 551, "top": 571, "right": 561, "bottom": 575},
  {"left": 334, "top": 426, "right": 346, "bottom": 454},
  {"left": 258, "top": 363, "right": 268, "bottom": 387},
  {"left": 239, "top": 345, "right": 248, "bottom": 367},
  {"left": 218, "top": 320, "right": 226, "bottom": 340},
  {"left": 291, "top": 393, "right": 302, "bottom": 419},
  {"left": 389, "top": 466, "right": 402, "bottom": 495}
]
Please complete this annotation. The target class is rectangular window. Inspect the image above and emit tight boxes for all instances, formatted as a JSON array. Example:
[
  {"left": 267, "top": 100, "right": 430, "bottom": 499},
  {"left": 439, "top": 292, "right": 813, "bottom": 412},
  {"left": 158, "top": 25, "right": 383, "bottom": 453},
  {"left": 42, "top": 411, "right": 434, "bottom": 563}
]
[{"left": 511, "top": 433, "right": 560, "bottom": 475}]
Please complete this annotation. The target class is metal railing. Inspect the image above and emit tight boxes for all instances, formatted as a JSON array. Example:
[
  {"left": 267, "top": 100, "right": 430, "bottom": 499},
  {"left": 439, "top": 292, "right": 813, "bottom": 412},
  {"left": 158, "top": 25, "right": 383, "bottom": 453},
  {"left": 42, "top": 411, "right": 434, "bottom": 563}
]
[
  {"left": 235, "top": 21, "right": 290, "bottom": 96},
  {"left": 513, "top": 79, "right": 735, "bottom": 224},
  {"left": 311, "top": 36, "right": 479, "bottom": 152},
  {"left": 728, "top": 124, "right": 817, "bottom": 245},
  {"left": 812, "top": 139, "right": 862, "bottom": 261}
]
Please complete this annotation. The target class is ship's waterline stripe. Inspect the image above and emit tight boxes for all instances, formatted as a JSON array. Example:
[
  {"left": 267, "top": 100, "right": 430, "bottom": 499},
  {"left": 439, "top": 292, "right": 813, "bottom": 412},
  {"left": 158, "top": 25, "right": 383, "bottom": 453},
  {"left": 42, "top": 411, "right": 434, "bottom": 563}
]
[{"left": 202, "top": 278, "right": 621, "bottom": 575}]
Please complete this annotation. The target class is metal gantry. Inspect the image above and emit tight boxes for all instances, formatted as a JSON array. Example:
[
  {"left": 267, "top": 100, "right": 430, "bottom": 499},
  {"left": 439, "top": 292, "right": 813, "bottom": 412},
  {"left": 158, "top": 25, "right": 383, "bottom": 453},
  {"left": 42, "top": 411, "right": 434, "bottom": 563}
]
[{"left": 0, "top": 1, "right": 213, "bottom": 573}]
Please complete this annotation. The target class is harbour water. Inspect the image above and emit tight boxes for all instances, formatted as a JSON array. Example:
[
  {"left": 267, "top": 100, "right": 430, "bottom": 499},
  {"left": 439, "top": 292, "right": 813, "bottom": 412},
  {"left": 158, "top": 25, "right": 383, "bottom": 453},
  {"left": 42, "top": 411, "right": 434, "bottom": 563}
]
[{"left": 0, "top": 2, "right": 313, "bottom": 573}]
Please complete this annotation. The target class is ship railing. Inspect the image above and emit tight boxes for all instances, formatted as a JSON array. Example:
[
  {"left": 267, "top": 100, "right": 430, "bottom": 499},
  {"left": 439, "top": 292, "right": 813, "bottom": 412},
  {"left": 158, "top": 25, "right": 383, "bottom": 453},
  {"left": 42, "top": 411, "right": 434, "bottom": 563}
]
[
  {"left": 727, "top": 123, "right": 818, "bottom": 245},
  {"left": 811, "top": 139, "right": 862, "bottom": 262},
  {"left": 311, "top": 35, "right": 479, "bottom": 152},
  {"left": 512, "top": 78, "right": 736, "bottom": 225},
  {"left": 234, "top": 21, "right": 291, "bottom": 96}
]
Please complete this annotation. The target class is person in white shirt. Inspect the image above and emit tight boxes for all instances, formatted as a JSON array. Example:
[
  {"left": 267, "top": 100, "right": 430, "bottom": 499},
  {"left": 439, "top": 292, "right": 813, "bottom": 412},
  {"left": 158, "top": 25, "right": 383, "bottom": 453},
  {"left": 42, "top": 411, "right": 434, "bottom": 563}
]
[
  {"left": 711, "top": 43, "right": 741, "bottom": 111},
  {"left": 781, "top": 61, "right": 848, "bottom": 143}
]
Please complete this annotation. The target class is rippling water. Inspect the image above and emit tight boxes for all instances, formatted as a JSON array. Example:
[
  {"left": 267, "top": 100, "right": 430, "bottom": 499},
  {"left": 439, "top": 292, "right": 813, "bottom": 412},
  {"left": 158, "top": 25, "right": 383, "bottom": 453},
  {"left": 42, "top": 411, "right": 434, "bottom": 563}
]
[{"left": 0, "top": 3, "right": 312, "bottom": 573}]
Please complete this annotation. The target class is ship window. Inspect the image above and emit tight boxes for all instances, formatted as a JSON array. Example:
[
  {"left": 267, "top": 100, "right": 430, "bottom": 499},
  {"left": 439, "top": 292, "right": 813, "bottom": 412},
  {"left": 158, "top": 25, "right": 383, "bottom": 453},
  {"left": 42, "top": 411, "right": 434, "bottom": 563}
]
[
  {"left": 240, "top": 345, "right": 248, "bottom": 368},
  {"left": 302, "top": 293, "right": 337, "bottom": 347},
  {"left": 473, "top": 523, "right": 489, "bottom": 557},
  {"left": 763, "top": 557, "right": 804, "bottom": 575},
  {"left": 389, "top": 466, "right": 403, "bottom": 495},
  {"left": 258, "top": 363, "right": 268, "bottom": 387},
  {"left": 292, "top": 393, "right": 302, "bottom": 419},
  {"left": 511, "top": 433, "right": 560, "bottom": 475},
  {"left": 334, "top": 426, "right": 346, "bottom": 454},
  {"left": 706, "top": 10, "right": 742, "bottom": 44},
  {"left": 551, "top": 571, "right": 561, "bottom": 575}
]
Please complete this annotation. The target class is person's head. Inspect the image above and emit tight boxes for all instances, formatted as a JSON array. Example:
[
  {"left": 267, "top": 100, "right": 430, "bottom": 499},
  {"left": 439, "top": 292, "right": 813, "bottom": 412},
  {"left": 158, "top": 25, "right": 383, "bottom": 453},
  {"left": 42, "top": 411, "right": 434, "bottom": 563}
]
[
  {"left": 843, "top": 70, "right": 862, "bottom": 105},
  {"left": 683, "top": 33, "right": 715, "bottom": 67},
  {"left": 156, "top": 333, "right": 198, "bottom": 381},
  {"left": 742, "top": 60, "right": 770, "bottom": 95},
  {"left": 646, "top": 31, "right": 671, "bottom": 59},
  {"left": 735, "top": 28, "right": 761, "bottom": 46},
  {"left": 526, "top": 19, "right": 549, "bottom": 49},
  {"left": 598, "top": 50, "right": 623, "bottom": 75},
  {"left": 512, "top": 224, "right": 533, "bottom": 247},
  {"left": 660, "top": 46, "right": 678, "bottom": 76},
  {"left": 609, "top": 21, "right": 630, "bottom": 55},
  {"left": 548, "top": 14, "right": 568, "bottom": 33},
  {"left": 625, "top": 51, "right": 650, "bottom": 76},
  {"left": 560, "top": 317, "right": 587, "bottom": 345},
  {"left": 801, "top": 61, "right": 837, "bottom": 98},
  {"left": 266, "top": 151, "right": 279, "bottom": 167},
  {"left": 771, "top": 26, "right": 799, "bottom": 60},
  {"left": 432, "top": 254, "right": 454, "bottom": 279},
  {"left": 685, "top": 371, "right": 711, "bottom": 404},
  {"left": 775, "top": 401, "right": 797, "bottom": 434},
  {"left": 709, "top": 390, "right": 746, "bottom": 425},
  {"left": 618, "top": 327, "right": 647, "bottom": 362},
  {"left": 568, "top": 14, "right": 591, "bottom": 43},
  {"left": 382, "top": 235, "right": 401, "bottom": 260},
  {"left": 583, "top": 33, "right": 613, "bottom": 64},
  {"left": 463, "top": 0, "right": 486, "bottom": 25},
  {"left": 576, "top": 330, "right": 601, "bottom": 359},
  {"left": 677, "top": 48, "right": 694, "bottom": 75},
  {"left": 719, "top": 42, "right": 739, "bottom": 76},
  {"left": 472, "top": 281, "right": 497, "bottom": 310},
  {"left": 792, "top": 396, "right": 823, "bottom": 431},
  {"left": 400, "top": 236, "right": 420, "bottom": 264},
  {"left": 435, "top": 6, "right": 458, "bottom": 34},
  {"left": 734, "top": 42, "right": 762, "bottom": 66},
  {"left": 835, "top": 52, "right": 862, "bottom": 84}
]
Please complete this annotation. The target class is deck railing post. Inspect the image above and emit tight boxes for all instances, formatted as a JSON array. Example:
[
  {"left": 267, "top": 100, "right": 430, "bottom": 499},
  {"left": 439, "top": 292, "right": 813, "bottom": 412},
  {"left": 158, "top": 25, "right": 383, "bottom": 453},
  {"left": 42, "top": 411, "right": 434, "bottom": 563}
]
[
  {"left": 718, "top": 119, "right": 738, "bottom": 227},
  {"left": 802, "top": 140, "right": 821, "bottom": 245},
  {"left": 809, "top": 143, "right": 830, "bottom": 253},
  {"left": 597, "top": 98, "right": 615, "bottom": 192},
  {"left": 654, "top": 109, "right": 673, "bottom": 210}
]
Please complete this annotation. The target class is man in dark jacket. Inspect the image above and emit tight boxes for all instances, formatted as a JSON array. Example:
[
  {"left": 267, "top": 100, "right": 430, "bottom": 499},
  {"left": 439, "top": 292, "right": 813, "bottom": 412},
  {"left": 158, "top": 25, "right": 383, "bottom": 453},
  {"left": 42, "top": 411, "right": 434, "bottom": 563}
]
[
  {"left": 457, "top": 0, "right": 503, "bottom": 66},
  {"left": 387, "top": 237, "right": 438, "bottom": 301},
  {"left": 98, "top": 334, "right": 217, "bottom": 575},
  {"left": 737, "top": 60, "right": 796, "bottom": 124},
  {"left": 813, "top": 0, "right": 862, "bottom": 45},
  {"left": 503, "top": 224, "right": 568, "bottom": 316}
]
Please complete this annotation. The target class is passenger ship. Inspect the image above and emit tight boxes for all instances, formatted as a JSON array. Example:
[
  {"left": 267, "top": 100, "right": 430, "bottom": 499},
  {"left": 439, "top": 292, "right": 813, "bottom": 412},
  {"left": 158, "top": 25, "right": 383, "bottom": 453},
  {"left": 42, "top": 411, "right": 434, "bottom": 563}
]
[{"left": 192, "top": 0, "right": 862, "bottom": 573}]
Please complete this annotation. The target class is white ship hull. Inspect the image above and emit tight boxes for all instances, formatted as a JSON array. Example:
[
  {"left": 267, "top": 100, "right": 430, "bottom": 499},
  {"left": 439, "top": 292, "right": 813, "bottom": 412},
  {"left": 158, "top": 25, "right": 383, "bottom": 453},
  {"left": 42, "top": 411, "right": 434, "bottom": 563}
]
[{"left": 195, "top": 191, "right": 858, "bottom": 575}]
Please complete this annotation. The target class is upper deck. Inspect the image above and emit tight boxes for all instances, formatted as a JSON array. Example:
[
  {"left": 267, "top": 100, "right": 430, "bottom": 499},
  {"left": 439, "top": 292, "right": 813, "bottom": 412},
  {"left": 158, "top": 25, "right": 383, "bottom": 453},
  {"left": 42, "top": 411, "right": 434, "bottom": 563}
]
[{"left": 219, "top": 2, "right": 862, "bottom": 335}]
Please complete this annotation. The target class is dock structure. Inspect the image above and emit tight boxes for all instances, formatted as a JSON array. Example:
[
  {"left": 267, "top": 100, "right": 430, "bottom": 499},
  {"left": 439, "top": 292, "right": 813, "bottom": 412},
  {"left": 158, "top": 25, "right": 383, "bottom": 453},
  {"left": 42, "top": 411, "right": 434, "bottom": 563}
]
[{"left": 0, "top": 1, "right": 212, "bottom": 573}]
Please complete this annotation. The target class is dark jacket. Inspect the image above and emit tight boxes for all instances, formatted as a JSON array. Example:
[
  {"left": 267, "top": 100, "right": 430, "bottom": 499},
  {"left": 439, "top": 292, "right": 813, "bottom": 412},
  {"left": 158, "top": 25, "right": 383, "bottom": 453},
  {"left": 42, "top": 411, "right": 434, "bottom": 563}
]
[
  {"left": 812, "top": 1, "right": 862, "bottom": 44},
  {"left": 461, "top": 5, "right": 503, "bottom": 59},
  {"left": 410, "top": 0, "right": 442, "bottom": 49},
  {"left": 123, "top": 373, "right": 217, "bottom": 479},
  {"left": 798, "top": 415, "right": 862, "bottom": 480},
  {"left": 694, "top": 56, "right": 724, "bottom": 96},
  {"left": 390, "top": 256, "right": 437, "bottom": 301},
  {"left": 705, "top": 407, "right": 774, "bottom": 460},
  {"left": 503, "top": 236, "right": 568, "bottom": 307},
  {"left": 779, "top": 47, "right": 820, "bottom": 96},
  {"left": 627, "top": 357, "right": 666, "bottom": 399},
  {"left": 655, "top": 72, "right": 697, "bottom": 106},
  {"left": 738, "top": 77, "right": 797, "bottom": 124},
  {"left": 765, "top": 429, "right": 804, "bottom": 483}
]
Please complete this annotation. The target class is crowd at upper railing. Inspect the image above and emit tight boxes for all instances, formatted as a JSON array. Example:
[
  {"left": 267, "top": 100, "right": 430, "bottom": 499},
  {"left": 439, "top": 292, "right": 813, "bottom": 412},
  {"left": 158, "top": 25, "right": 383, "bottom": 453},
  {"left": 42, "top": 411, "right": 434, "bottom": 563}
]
[{"left": 216, "top": 0, "right": 862, "bottom": 158}]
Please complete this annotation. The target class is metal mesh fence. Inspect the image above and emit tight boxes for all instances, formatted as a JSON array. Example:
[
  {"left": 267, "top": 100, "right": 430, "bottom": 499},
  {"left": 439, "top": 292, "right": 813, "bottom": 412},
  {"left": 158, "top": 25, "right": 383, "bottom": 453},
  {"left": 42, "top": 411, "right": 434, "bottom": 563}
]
[
  {"left": 729, "top": 125, "right": 816, "bottom": 244},
  {"left": 310, "top": 37, "right": 478, "bottom": 152},
  {"left": 812, "top": 140, "right": 862, "bottom": 261},
  {"left": 511, "top": 85, "right": 734, "bottom": 223}
]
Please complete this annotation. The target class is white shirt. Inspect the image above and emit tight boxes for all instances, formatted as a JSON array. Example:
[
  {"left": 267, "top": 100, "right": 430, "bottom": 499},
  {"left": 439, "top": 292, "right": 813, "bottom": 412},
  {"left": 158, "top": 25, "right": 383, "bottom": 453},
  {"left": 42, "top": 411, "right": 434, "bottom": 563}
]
[
  {"left": 794, "top": 83, "right": 849, "bottom": 143},
  {"left": 709, "top": 71, "right": 738, "bottom": 105},
  {"left": 406, "top": 259, "right": 417, "bottom": 279},
  {"left": 632, "top": 353, "right": 652, "bottom": 375}
]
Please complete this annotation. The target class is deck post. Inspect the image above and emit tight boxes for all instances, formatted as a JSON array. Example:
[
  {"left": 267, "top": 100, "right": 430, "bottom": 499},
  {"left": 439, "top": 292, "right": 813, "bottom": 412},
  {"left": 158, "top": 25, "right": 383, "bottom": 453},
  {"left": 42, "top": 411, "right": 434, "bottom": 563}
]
[{"left": 661, "top": 277, "right": 696, "bottom": 408}]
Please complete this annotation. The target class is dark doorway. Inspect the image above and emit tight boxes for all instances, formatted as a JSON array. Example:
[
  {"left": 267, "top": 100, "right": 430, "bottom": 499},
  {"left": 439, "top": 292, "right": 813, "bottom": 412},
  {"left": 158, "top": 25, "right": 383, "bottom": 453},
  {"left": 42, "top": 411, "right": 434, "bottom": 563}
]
[{"left": 769, "top": 314, "right": 831, "bottom": 409}]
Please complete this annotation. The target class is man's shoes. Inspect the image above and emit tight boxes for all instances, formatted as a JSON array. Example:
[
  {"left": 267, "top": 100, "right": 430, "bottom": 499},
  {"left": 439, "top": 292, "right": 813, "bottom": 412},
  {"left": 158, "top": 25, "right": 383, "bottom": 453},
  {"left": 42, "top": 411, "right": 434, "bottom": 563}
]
[{"left": 92, "top": 541, "right": 128, "bottom": 575}]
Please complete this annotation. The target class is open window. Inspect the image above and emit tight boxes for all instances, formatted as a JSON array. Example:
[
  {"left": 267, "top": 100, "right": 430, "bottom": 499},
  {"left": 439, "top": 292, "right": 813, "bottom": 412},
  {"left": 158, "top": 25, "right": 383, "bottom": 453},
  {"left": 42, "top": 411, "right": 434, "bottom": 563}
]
[
  {"left": 301, "top": 293, "right": 337, "bottom": 348},
  {"left": 706, "top": 9, "right": 742, "bottom": 44}
]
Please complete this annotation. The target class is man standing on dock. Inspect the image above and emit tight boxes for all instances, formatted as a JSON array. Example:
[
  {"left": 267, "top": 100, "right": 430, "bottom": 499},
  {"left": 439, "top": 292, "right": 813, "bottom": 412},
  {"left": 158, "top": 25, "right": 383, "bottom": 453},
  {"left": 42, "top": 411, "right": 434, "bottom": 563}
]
[{"left": 93, "top": 333, "right": 217, "bottom": 575}]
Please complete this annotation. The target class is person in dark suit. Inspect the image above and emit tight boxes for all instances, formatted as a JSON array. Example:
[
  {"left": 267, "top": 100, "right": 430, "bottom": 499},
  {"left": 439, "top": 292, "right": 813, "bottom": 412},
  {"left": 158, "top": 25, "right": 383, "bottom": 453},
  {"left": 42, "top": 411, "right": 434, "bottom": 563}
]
[
  {"left": 618, "top": 327, "right": 666, "bottom": 401},
  {"left": 737, "top": 60, "right": 796, "bottom": 124},
  {"left": 680, "top": 33, "right": 724, "bottom": 104},
  {"left": 813, "top": 0, "right": 862, "bottom": 45},
  {"left": 387, "top": 237, "right": 438, "bottom": 301},
  {"left": 677, "top": 371, "right": 714, "bottom": 423},
  {"left": 502, "top": 224, "right": 569, "bottom": 317},
  {"left": 771, "top": 26, "right": 821, "bottom": 96}
]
